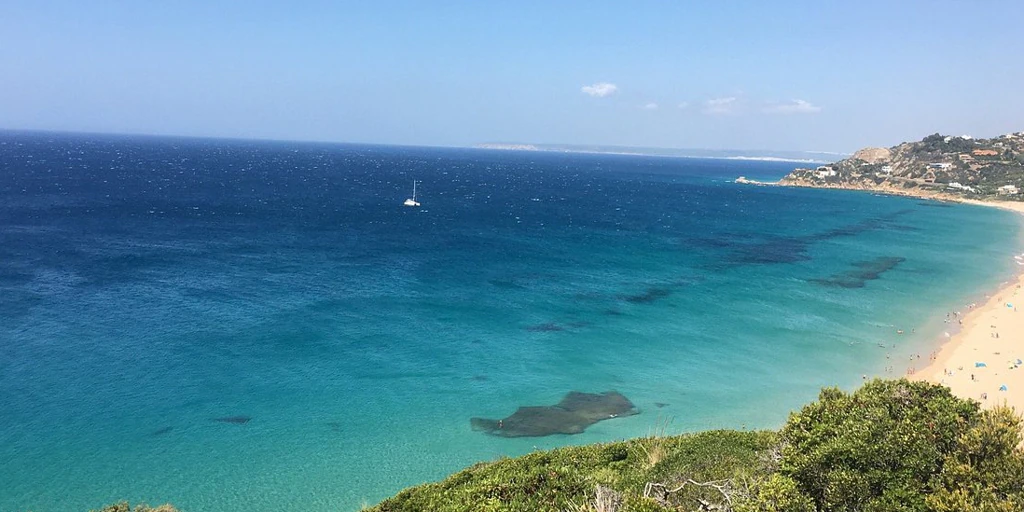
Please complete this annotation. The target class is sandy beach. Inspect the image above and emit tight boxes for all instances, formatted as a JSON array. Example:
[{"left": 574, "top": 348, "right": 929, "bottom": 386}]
[{"left": 915, "top": 199, "right": 1024, "bottom": 414}]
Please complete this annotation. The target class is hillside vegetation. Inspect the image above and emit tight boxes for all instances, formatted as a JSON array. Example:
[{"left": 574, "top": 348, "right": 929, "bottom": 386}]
[{"left": 780, "top": 132, "right": 1024, "bottom": 199}]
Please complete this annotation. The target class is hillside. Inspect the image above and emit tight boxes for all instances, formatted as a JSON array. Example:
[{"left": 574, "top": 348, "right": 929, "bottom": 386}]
[{"left": 779, "top": 132, "right": 1024, "bottom": 200}]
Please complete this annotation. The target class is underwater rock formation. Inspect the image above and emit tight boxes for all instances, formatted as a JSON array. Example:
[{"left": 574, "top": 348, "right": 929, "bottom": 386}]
[
  {"left": 526, "top": 322, "right": 564, "bottom": 332},
  {"left": 811, "top": 256, "right": 906, "bottom": 288},
  {"left": 471, "top": 391, "right": 638, "bottom": 438},
  {"left": 621, "top": 286, "right": 672, "bottom": 304},
  {"left": 213, "top": 415, "right": 252, "bottom": 424}
]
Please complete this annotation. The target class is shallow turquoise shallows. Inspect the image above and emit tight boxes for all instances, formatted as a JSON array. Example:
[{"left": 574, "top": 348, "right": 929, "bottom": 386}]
[{"left": 0, "top": 132, "right": 1020, "bottom": 511}]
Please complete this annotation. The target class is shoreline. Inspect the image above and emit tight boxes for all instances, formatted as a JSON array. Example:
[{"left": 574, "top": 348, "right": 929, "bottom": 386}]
[
  {"left": 775, "top": 179, "right": 1008, "bottom": 204},
  {"left": 774, "top": 180, "right": 1024, "bottom": 413},
  {"left": 908, "top": 199, "right": 1024, "bottom": 413}
]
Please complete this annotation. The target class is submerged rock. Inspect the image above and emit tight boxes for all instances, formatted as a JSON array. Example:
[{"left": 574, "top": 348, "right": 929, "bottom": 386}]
[
  {"left": 471, "top": 391, "right": 638, "bottom": 438},
  {"left": 812, "top": 256, "right": 906, "bottom": 288},
  {"left": 526, "top": 322, "right": 564, "bottom": 332},
  {"left": 213, "top": 415, "right": 252, "bottom": 424},
  {"left": 622, "top": 287, "right": 672, "bottom": 304}
]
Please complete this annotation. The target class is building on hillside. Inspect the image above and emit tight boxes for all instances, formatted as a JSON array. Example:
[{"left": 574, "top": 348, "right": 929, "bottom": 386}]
[
  {"left": 998, "top": 185, "right": 1019, "bottom": 195},
  {"left": 814, "top": 166, "right": 837, "bottom": 178},
  {"left": 948, "top": 182, "right": 978, "bottom": 193},
  {"left": 959, "top": 153, "right": 974, "bottom": 162},
  {"left": 927, "top": 162, "right": 952, "bottom": 170},
  {"left": 881, "top": 165, "right": 893, "bottom": 174},
  {"left": 973, "top": 149, "right": 999, "bottom": 156}
]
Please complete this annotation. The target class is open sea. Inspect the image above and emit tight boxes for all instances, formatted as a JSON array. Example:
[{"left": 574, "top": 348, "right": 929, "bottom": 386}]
[{"left": 1, "top": 131, "right": 1020, "bottom": 511}]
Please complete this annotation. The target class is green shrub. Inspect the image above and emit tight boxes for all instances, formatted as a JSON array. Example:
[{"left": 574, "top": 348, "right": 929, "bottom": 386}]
[
  {"left": 738, "top": 474, "right": 814, "bottom": 512},
  {"left": 780, "top": 379, "right": 1024, "bottom": 512}
]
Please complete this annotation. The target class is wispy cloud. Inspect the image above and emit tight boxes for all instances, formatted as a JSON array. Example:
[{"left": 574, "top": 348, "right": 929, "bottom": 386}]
[
  {"left": 677, "top": 102, "right": 690, "bottom": 109},
  {"left": 703, "top": 97, "right": 739, "bottom": 115},
  {"left": 641, "top": 102, "right": 659, "bottom": 110},
  {"left": 764, "top": 99, "right": 821, "bottom": 114},
  {"left": 581, "top": 82, "right": 618, "bottom": 98}
]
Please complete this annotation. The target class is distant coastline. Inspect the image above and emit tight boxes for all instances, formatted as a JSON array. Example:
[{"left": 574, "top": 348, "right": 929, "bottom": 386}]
[{"left": 474, "top": 142, "right": 838, "bottom": 164}]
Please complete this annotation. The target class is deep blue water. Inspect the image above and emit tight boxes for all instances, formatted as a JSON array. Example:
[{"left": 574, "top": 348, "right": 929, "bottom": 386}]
[{"left": 0, "top": 132, "right": 1020, "bottom": 511}]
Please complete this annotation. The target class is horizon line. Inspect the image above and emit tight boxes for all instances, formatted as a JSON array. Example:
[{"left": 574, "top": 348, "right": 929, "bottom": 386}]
[{"left": 0, "top": 126, "right": 840, "bottom": 162}]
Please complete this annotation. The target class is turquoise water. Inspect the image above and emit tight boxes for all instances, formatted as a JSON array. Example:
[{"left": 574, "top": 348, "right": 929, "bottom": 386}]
[{"left": 0, "top": 132, "right": 1020, "bottom": 511}]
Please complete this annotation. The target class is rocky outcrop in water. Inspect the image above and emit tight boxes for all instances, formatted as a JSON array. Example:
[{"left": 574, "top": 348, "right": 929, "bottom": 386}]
[{"left": 470, "top": 391, "right": 638, "bottom": 437}]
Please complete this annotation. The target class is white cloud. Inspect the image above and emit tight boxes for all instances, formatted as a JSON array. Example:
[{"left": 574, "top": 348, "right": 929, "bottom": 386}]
[
  {"left": 581, "top": 82, "right": 618, "bottom": 98},
  {"left": 703, "top": 97, "right": 739, "bottom": 115},
  {"left": 677, "top": 102, "right": 690, "bottom": 109},
  {"left": 642, "top": 102, "right": 659, "bottom": 110},
  {"left": 764, "top": 99, "right": 822, "bottom": 114}
]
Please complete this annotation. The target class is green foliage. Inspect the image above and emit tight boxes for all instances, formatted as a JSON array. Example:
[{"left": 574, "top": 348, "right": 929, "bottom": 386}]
[
  {"left": 780, "top": 379, "right": 1024, "bottom": 512},
  {"left": 369, "top": 430, "right": 776, "bottom": 512},
  {"left": 737, "top": 474, "right": 815, "bottom": 512},
  {"left": 927, "top": 406, "right": 1024, "bottom": 511}
]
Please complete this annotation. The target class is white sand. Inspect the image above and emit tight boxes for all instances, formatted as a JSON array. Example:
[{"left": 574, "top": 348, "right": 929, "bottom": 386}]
[{"left": 915, "top": 200, "right": 1024, "bottom": 414}]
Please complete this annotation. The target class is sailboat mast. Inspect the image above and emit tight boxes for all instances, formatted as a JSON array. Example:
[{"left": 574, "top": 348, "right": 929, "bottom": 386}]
[{"left": 412, "top": 180, "right": 417, "bottom": 200}]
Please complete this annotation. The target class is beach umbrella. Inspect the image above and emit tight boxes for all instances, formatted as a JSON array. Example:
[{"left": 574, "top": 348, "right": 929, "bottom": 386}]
[
  {"left": 999, "top": 385, "right": 1008, "bottom": 391},
  {"left": 975, "top": 362, "right": 987, "bottom": 367}
]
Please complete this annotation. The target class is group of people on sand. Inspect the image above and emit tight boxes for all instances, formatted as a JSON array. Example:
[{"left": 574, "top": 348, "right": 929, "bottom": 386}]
[
  {"left": 944, "top": 310, "right": 964, "bottom": 326},
  {"left": 867, "top": 298, "right": 1012, "bottom": 381}
]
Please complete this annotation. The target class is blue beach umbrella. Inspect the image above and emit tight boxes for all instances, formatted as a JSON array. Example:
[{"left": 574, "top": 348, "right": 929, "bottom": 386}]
[
  {"left": 999, "top": 385, "right": 1008, "bottom": 391},
  {"left": 975, "top": 362, "right": 987, "bottom": 367}
]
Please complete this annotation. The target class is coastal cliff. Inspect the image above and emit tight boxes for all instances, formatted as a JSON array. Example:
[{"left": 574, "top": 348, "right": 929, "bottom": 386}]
[{"left": 779, "top": 131, "right": 1024, "bottom": 200}]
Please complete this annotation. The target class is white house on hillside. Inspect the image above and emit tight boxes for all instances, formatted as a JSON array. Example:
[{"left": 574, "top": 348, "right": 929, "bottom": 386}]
[{"left": 814, "top": 166, "right": 837, "bottom": 178}]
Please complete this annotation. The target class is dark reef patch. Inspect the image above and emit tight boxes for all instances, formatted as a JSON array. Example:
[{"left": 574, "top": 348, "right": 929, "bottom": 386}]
[
  {"left": 730, "top": 238, "right": 810, "bottom": 265},
  {"left": 526, "top": 322, "right": 565, "bottom": 332},
  {"left": 724, "top": 211, "right": 913, "bottom": 267},
  {"left": 917, "top": 201, "right": 954, "bottom": 208},
  {"left": 470, "top": 390, "right": 638, "bottom": 438},
  {"left": 811, "top": 256, "right": 906, "bottom": 288},
  {"left": 621, "top": 286, "right": 672, "bottom": 304},
  {"left": 213, "top": 416, "right": 252, "bottom": 424},
  {"left": 151, "top": 426, "right": 174, "bottom": 436},
  {"left": 488, "top": 278, "right": 526, "bottom": 290}
]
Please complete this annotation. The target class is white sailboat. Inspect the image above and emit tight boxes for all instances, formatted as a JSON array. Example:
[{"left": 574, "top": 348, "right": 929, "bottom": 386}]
[{"left": 403, "top": 180, "right": 420, "bottom": 207}]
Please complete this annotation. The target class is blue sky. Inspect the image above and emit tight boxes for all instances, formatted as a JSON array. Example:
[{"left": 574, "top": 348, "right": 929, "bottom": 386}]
[{"left": 1, "top": 0, "right": 1022, "bottom": 152}]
